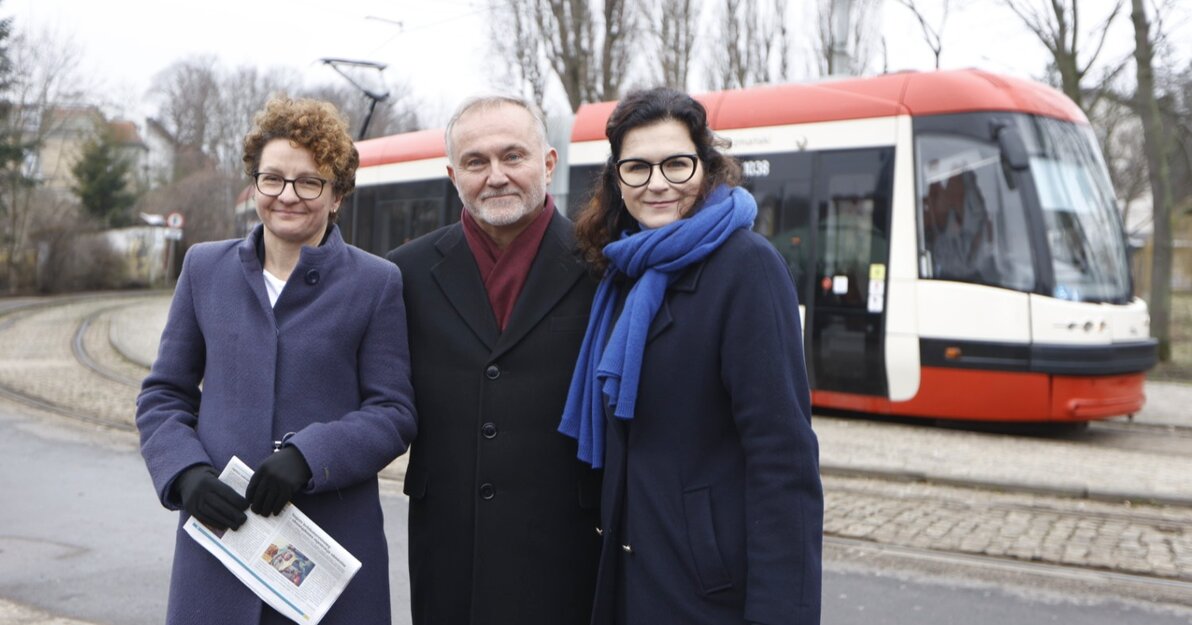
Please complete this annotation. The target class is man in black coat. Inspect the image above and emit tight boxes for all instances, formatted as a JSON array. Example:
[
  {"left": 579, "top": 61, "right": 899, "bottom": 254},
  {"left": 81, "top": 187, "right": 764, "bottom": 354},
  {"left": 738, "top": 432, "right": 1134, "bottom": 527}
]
[{"left": 386, "top": 96, "right": 600, "bottom": 625}]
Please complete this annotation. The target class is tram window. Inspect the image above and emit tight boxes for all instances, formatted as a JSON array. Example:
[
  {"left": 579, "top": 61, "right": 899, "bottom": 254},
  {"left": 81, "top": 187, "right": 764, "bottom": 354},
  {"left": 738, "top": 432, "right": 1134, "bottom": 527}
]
[
  {"left": 375, "top": 197, "right": 445, "bottom": 250},
  {"left": 776, "top": 183, "right": 812, "bottom": 296},
  {"left": 739, "top": 152, "right": 813, "bottom": 296},
  {"left": 820, "top": 189, "right": 879, "bottom": 307},
  {"left": 916, "top": 134, "right": 1035, "bottom": 291},
  {"left": 567, "top": 165, "right": 602, "bottom": 218}
]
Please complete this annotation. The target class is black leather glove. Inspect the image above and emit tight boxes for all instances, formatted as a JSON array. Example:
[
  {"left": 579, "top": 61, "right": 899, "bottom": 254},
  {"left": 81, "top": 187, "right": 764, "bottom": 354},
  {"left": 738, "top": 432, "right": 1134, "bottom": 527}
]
[
  {"left": 173, "top": 465, "right": 249, "bottom": 531},
  {"left": 246, "top": 446, "right": 312, "bottom": 517}
]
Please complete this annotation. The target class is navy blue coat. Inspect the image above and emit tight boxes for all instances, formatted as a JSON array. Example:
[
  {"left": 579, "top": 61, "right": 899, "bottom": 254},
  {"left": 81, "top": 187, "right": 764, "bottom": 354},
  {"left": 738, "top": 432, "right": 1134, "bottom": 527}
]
[
  {"left": 387, "top": 208, "right": 602, "bottom": 625},
  {"left": 136, "top": 225, "right": 417, "bottom": 625},
  {"left": 592, "top": 229, "right": 822, "bottom": 625}
]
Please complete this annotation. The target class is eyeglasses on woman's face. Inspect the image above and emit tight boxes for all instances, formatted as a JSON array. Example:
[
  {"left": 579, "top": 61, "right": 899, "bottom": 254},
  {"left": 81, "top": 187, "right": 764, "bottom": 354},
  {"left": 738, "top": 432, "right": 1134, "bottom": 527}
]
[
  {"left": 253, "top": 172, "right": 328, "bottom": 200},
  {"left": 615, "top": 153, "right": 699, "bottom": 188}
]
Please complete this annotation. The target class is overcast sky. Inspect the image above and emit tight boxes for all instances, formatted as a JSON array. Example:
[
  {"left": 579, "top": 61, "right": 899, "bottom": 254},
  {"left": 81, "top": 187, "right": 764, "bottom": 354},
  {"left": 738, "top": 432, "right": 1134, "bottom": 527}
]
[{"left": 4, "top": 0, "right": 1191, "bottom": 127}]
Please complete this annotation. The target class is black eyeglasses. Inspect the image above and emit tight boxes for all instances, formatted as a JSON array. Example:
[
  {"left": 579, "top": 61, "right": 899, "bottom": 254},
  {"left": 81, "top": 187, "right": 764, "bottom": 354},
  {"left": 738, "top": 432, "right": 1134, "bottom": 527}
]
[
  {"left": 615, "top": 153, "right": 699, "bottom": 187},
  {"left": 253, "top": 172, "right": 328, "bottom": 200}
]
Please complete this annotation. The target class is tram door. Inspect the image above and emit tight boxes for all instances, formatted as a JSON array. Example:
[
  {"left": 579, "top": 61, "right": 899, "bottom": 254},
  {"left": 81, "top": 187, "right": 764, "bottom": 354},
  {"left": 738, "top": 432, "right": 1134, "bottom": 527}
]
[{"left": 806, "top": 148, "right": 893, "bottom": 395}]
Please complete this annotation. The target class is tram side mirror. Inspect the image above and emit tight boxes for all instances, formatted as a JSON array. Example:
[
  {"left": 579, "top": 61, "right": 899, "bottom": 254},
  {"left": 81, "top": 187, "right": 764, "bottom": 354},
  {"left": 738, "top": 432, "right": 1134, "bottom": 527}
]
[
  {"left": 994, "top": 124, "right": 1030, "bottom": 170},
  {"left": 992, "top": 122, "right": 1029, "bottom": 189}
]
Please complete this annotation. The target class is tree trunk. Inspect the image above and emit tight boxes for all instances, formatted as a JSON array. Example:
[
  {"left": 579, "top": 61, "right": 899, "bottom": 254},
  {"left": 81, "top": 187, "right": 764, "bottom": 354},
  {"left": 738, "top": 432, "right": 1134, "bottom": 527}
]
[{"left": 1131, "top": 0, "right": 1173, "bottom": 361}]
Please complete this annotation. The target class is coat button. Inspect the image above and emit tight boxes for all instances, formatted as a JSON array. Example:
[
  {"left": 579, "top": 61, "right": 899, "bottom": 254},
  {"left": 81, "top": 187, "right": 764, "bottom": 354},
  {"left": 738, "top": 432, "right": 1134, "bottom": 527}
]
[
  {"left": 481, "top": 422, "right": 497, "bottom": 439},
  {"left": 304, "top": 269, "right": 320, "bottom": 285},
  {"left": 479, "top": 483, "right": 496, "bottom": 500},
  {"left": 485, "top": 365, "right": 500, "bottom": 380},
  {"left": 595, "top": 525, "right": 603, "bottom": 536},
  {"left": 621, "top": 543, "right": 633, "bottom": 554}
]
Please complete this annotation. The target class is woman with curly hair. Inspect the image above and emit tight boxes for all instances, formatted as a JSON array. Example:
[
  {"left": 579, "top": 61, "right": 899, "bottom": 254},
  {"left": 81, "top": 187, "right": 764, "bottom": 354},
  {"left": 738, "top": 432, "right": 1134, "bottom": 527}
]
[
  {"left": 561, "top": 87, "right": 823, "bottom": 625},
  {"left": 136, "top": 97, "right": 417, "bottom": 625}
]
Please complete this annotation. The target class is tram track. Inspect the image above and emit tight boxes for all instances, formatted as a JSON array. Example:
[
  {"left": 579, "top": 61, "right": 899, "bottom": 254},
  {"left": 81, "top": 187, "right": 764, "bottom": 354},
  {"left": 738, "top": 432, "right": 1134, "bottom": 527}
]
[
  {"left": 72, "top": 304, "right": 145, "bottom": 388},
  {"left": 0, "top": 292, "right": 158, "bottom": 433}
]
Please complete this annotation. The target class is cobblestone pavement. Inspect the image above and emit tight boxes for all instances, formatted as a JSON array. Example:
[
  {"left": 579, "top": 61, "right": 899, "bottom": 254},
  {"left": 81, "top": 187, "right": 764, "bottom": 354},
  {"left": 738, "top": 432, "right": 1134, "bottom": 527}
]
[
  {"left": 0, "top": 296, "right": 152, "bottom": 429},
  {"left": 826, "top": 475, "right": 1192, "bottom": 582},
  {"left": 2, "top": 293, "right": 1191, "bottom": 623}
]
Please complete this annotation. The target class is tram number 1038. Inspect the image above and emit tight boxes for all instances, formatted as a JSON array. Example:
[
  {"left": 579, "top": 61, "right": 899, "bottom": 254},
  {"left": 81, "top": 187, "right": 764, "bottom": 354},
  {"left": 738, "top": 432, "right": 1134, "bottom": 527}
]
[{"left": 741, "top": 159, "right": 771, "bottom": 177}]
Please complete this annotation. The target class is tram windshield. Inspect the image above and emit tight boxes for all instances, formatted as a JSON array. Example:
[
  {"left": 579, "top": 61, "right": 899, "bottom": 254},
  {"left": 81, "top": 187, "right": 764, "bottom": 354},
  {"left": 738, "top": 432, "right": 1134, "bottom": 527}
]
[
  {"left": 915, "top": 113, "right": 1131, "bottom": 304},
  {"left": 1018, "top": 117, "right": 1132, "bottom": 303}
]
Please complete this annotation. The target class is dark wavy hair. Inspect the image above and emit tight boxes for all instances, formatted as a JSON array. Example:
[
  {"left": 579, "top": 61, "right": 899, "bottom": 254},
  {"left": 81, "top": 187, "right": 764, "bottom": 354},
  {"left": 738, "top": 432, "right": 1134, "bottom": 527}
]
[{"left": 574, "top": 87, "right": 742, "bottom": 273}]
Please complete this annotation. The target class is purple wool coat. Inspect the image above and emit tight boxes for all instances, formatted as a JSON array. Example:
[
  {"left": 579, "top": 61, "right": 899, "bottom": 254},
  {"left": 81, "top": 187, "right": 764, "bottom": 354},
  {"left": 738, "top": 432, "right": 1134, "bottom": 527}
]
[{"left": 136, "top": 224, "right": 417, "bottom": 625}]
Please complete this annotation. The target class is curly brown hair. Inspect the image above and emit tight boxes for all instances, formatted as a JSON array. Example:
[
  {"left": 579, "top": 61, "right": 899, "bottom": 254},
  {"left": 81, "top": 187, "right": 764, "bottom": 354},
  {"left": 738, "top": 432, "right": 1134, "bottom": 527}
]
[
  {"left": 574, "top": 87, "right": 742, "bottom": 274},
  {"left": 242, "top": 97, "right": 359, "bottom": 219}
]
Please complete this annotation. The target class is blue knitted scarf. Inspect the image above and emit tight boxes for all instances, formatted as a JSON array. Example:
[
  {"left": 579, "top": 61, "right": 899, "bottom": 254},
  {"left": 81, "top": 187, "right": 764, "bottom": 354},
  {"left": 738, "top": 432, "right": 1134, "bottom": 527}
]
[{"left": 559, "top": 184, "right": 757, "bottom": 468}]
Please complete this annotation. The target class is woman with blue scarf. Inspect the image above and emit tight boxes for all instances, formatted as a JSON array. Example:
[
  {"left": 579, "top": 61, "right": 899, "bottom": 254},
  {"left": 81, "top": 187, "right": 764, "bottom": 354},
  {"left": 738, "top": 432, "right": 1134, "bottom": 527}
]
[{"left": 561, "top": 87, "right": 823, "bottom": 625}]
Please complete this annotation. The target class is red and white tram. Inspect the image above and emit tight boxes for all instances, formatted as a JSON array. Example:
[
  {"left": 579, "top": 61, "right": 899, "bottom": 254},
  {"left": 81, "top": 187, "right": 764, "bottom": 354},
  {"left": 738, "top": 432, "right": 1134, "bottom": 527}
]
[{"left": 345, "top": 68, "right": 1157, "bottom": 423}]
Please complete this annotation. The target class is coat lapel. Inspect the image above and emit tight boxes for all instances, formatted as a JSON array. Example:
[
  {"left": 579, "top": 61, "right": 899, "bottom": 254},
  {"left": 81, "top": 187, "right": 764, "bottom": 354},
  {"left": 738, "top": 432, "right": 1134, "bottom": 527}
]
[
  {"left": 430, "top": 224, "right": 500, "bottom": 351},
  {"left": 491, "top": 212, "right": 585, "bottom": 361},
  {"left": 644, "top": 260, "right": 704, "bottom": 343}
]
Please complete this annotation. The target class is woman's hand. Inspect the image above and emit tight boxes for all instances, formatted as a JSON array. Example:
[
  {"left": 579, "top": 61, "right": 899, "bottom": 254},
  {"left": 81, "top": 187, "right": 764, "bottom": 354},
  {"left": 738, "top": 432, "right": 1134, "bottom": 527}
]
[
  {"left": 246, "top": 447, "right": 313, "bottom": 516},
  {"left": 174, "top": 465, "right": 249, "bottom": 531}
]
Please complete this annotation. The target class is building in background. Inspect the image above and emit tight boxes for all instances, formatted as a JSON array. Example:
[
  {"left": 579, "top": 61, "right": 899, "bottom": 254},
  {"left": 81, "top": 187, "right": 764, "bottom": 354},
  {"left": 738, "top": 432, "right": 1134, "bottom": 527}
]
[{"left": 30, "top": 105, "right": 150, "bottom": 197}]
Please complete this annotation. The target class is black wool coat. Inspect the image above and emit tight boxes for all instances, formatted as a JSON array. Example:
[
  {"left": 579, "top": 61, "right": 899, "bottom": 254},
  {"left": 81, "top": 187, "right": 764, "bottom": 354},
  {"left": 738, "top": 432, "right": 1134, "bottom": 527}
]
[
  {"left": 591, "top": 229, "right": 823, "bottom": 625},
  {"left": 386, "top": 208, "right": 601, "bottom": 625}
]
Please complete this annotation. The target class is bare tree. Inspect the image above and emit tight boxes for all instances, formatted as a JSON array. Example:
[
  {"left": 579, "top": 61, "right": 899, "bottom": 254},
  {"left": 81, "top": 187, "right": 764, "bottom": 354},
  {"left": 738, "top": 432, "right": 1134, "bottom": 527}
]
[
  {"left": 775, "top": 0, "right": 792, "bottom": 80},
  {"left": 0, "top": 24, "right": 91, "bottom": 292},
  {"left": 489, "top": 0, "right": 638, "bottom": 112},
  {"left": 1091, "top": 94, "right": 1151, "bottom": 235},
  {"left": 600, "top": 0, "right": 633, "bottom": 100},
  {"left": 1167, "top": 60, "right": 1192, "bottom": 218},
  {"left": 539, "top": 0, "right": 599, "bottom": 110},
  {"left": 150, "top": 56, "right": 223, "bottom": 178},
  {"left": 1003, "top": 0, "right": 1127, "bottom": 113},
  {"left": 814, "top": 0, "right": 881, "bottom": 76},
  {"left": 1131, "top": 0, "right": 1175, "bottom": 362},
  {"left": 210, "top": 65, "right": 299, "bottom": 173},
  {"left": 491, "top": 0, "right": 550, "bottom": 105},
  {"left": 651, "top": 0, "right": 699, "bottom": 90},
  {"left": 894, "top": 0, "right": 952, "bottom": 69},
  {"left": 706, "top": 0, "right": 792, "bottom": 90}
]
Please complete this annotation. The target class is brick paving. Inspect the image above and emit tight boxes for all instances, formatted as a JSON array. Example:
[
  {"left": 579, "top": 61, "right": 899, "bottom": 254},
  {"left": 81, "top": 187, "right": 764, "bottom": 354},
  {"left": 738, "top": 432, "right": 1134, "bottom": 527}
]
[{"left": 824, "top": 474, "right": 1192, "bottom": 581}]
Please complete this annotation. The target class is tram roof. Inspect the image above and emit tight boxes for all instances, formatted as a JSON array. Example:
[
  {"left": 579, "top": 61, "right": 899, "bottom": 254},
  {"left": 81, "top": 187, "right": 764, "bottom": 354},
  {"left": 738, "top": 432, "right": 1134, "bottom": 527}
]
[
  {"left": 357, "top": 128, "right": 446, "bottom": 168},
  {"left": 571, "top": 68, "right": 1088, "bottom": 143}
]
